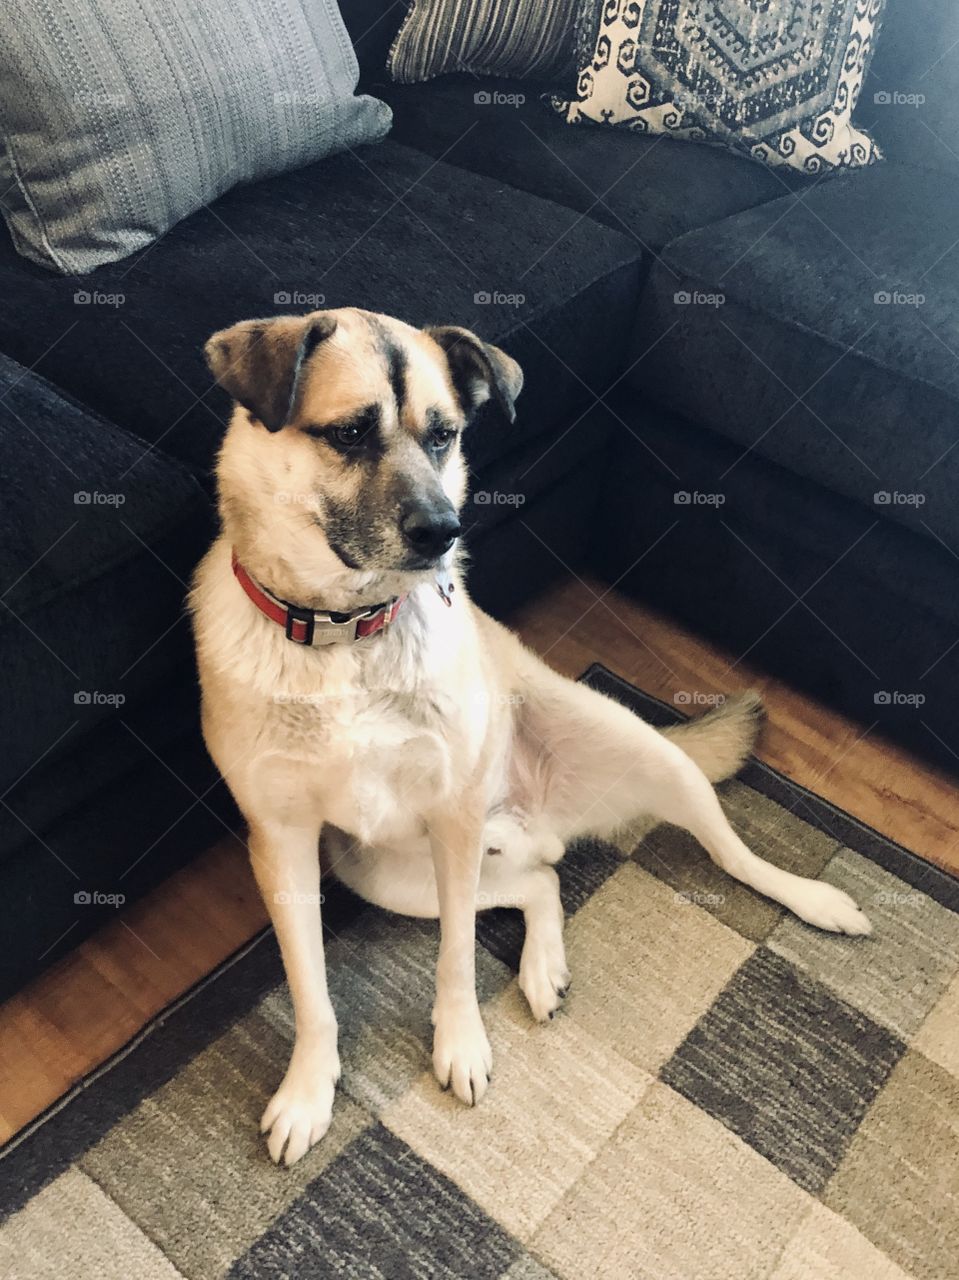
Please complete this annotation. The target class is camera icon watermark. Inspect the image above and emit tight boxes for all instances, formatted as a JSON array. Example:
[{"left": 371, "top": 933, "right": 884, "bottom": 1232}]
[
  {"left": 74, "top": 889, "right": 126, "bottom": 906},
  {"left": 874, "top": 289, "right": 924, "bottom": 307},
  {"left": 73, "top": 290, "right": 125, "bottom": 307},
  {"left": 473, "top": 490, "right": 526, "bottom": 506},
  {"left": 274, "top": 290, "right": 325, "bottom": 307},
  {"left": 473, "top": 290, "right": 526, "bottom": 306},
  {"left": 873, "top": 690, "right": 926, "bottom": 707},
  {"left": 873, "top": 490, "right": 925, "bottom": 507},
  {"left": 674, "top": 490, "right": 726, "bottom": 507},
  {"left": 473, "top": 90, "right": 525, "bottom": 107},
  {"left": 74, "top": 490, "right": 126, "bottom": 506},
  {"left": 674, "top": 290, "right": 725, "bottom": 307}
]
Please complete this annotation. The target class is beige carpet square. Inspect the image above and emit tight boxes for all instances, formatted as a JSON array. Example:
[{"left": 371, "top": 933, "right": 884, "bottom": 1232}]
[
  {"left": 531, "top": 1080, "right": 810, "bottom": 1280},
  {"left": 914, "top": 971, "right": 959, "bottom": 1078},
  {"left": 770, "top": 1201, "right": 912, "bottom": 1279},
  {"left": 80, "top": 1006, "right": 371, "bottom": 1279},
  {"left": 824, "top": 1049, "right": 959, "bottom": 1280},
  {"left": 0, "top": 1168, "right": 183, "bottom": 1280},
  {"left": 382, "top": 982, "right": 650, "bottom": 1241},
  {"left": 563, "top": 861, "right": 754, "bottom": 1072}
]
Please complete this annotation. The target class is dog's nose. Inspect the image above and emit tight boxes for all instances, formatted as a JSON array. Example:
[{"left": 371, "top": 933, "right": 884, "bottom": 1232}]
[{"left": 400, "top": 504, "right": 461, "bottom": 558}]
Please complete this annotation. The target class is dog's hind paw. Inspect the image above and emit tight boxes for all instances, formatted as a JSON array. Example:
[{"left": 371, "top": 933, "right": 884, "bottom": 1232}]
[
  {"left": 520, "top": 938, "right": 571, "bottom": 1022},
  {"left": 790, "top": 881, "right": 872, "bottom": 936}
]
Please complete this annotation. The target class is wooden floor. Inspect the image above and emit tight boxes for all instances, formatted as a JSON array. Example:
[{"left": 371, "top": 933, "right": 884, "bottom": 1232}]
[{"left": 2, "top": 575, "right": 957, "bottom": 1144}]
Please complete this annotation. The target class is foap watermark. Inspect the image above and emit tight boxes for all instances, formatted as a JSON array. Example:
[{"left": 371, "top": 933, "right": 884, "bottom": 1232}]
[
  {"left": 874, "top": 290, "right": 924, "bottom": 307},
  {"left": 674, "top": 289, "right": 725, "bottom": 308},
  {"left": 874, "top": 690, "right": 926, "bottom": 707},
  {"left": 674, "top": 890, "right": 726, "bottom": 907},
  {"left": 74, "top": 90, "right": 126, "bottom": 109},
  {"left": 874, "top": 90, "right": 926, "bottom": 108},
  {"left": 273, "top": 890, "right": 325, "bottom": 905},
  {"left": 74, "top": 289, "right": 125, "bottom": 307},
  {"left": 274, "top": 290, "right": 325, "bottom": 307},
  {"left": 274, "top": 90, "right": 324, "bottom": 106},
  {"left": 75, "top": 490, "right": 126, "bottom": 506},
  {"left": 75, "top": 690, "right": 126, "bottom": 707},
  {"left": 471, "top": 689, "right": 526, "bottom": 708},
  {"left": 272, "top": 691, "right": 330, "bottom": 706},
  {"left": 474, "top": 290, "right": 526, "bottom": 306},
  {"left": 874, "top": 889, "right": 925, "bottom": 908},
  {"left": 474, "top": 490, "right": 526, "bottom": 507},
  {"left": 674, "top": 691, "right": 726, "bottom": 707},
  {"left": 874, "top": 490, "right": 925, "bottom": 507},
  {"left": 674, "top": 490, "right": 725, "bottom": 507},
  {"left": 473, "top": 90, "right": 525, "bottom": 108},
  {"left": 74, "top": 889, "right": 126, "bottom": 906}
]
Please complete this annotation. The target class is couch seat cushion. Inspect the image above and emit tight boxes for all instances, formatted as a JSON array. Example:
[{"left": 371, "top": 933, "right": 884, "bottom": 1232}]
[
  {"left": 0, "top": 140, "right": 642, "bottom": 476},
  {"left": 0, "top": 354, "right": 211, "bottom": 797},
  {"left": 626, "top": 163, "right": 959, "bottom": 548},
  {"left": 376, "top": 75, "right": 802, "bottom": 250}
]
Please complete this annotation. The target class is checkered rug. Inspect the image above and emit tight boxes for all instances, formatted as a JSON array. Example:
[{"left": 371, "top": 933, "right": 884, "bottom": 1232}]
[{"left": 2, "top": 667, "right": 958, "bottom": 1280}]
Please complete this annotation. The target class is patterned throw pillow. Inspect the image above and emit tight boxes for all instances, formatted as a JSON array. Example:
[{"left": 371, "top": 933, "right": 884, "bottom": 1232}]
[
  {"left": 388, "top": 0, "right": 579, "bottom": 84},
  {"left": 0, "top": 0, "right": 392, "bottom": 274},
  {"left": 553, "top": 0, "right": 886, "bottom": 174}
]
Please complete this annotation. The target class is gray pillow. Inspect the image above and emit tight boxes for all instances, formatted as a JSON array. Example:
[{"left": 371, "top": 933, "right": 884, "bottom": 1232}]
[
  {"left": 0, "top": 0, "right": 392, "bottom": 274},
  {"left": 388, "top": 0, "right": 578, "bottom": 85}
]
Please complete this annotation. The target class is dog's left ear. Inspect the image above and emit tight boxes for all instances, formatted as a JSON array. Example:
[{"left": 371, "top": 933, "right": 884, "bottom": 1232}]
[
  {"left": 427, "top": 326, "right": 524, "bottom": 423},
  {"left": 205, "top": 312, "right": 337, "bottom": 432}
]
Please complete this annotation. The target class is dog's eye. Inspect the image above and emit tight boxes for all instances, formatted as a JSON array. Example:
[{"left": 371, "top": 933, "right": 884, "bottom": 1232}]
[
  {"left": 428, "top": 426, "right": 456, "bottom": 450},
  {"left": 334, "top": 422, "right": 366, "bottom": 447}
]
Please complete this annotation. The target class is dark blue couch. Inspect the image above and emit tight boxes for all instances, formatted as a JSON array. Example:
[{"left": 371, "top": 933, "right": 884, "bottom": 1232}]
[{"left": 0, "top": 0, "right": 955, "bottom": 996}]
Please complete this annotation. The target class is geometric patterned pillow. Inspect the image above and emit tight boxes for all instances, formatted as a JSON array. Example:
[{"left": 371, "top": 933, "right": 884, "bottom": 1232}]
[{"left": 553, "top": 0, "right": 886, "bottom": 174}]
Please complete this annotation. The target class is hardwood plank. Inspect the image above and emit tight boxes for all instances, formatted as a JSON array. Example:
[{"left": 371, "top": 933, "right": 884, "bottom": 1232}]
[{"left": 0, "top": 575, "right": 955, "bottom": 1142}]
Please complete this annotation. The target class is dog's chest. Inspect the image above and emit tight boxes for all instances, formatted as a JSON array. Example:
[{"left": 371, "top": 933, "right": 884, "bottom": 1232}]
[{"left": 267, "top": 686, "right": 459, "bottom": 844}]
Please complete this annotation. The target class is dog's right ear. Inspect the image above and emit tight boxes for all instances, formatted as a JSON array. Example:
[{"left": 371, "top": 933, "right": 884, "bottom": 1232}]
[{"left": 204, "top": 313, "right": 337, "bottom": 432}]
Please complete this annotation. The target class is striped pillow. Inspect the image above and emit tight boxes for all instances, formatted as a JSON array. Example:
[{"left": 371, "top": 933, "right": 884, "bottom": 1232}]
[{"left": 388, "top": 0, "right": 578, "bottom": 84}]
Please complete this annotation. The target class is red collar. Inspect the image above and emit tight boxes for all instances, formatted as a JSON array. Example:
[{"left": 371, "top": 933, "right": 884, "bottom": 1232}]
[{"left": 232, "top": 551, "right": 406, "bottom": 646}]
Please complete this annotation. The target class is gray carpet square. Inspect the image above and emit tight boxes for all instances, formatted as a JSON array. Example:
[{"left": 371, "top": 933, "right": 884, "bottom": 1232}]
[
  {"left": 661, "top": 947, "right": 906, "bottom": 1192},
  {"left": 228, "top": 1122, "right": 521, "bottom": 1279},
  {"left": 768, "top": 847, "right": 959, "bottom": 1039}
]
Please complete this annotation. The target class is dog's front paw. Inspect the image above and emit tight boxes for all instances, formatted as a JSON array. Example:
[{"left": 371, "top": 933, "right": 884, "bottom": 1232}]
[
  {"left": 432, "top": 1003, "right": 492, "bottom": 1106},
  {"left": 261, "top": 1040, "right": 341, "bottom": 1167}
]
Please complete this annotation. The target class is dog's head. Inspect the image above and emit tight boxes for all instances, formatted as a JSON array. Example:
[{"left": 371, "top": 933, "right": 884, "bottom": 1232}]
[{"left": 206, "top": 309, "right": 522, "bottom": 583}]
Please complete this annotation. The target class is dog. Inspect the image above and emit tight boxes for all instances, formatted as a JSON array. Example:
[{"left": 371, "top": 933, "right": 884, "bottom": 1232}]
[{"left": 190, "top": 307, "right": 872, "bottom": 1167}]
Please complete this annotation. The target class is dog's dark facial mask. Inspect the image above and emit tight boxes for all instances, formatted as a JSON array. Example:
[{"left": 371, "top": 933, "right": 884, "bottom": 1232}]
[{"left": 206, "top": 310, "right": 523, "bottom": 574}]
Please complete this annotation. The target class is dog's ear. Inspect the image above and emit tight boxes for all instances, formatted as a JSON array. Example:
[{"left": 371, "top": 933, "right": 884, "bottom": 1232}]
[
  {"left": 205, "top": 313, "right": 338, "bottom": 432},
  {"left": 426, "top": 326, "right": 524, "bottom": 424}
]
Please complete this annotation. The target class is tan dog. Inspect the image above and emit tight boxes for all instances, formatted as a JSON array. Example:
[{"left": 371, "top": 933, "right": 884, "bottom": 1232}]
[{"left": 190, "top": 307, "right": 871, "bottom": 1167}]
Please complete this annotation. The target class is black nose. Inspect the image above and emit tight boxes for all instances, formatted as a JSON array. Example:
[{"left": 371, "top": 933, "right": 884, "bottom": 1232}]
[{"left": 400, "top": 504, "right": 461, "bottom": 558}]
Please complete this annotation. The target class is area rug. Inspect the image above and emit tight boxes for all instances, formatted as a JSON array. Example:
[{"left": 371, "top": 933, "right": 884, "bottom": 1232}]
[{"left": 1, "top": 666, "right": 957, "bottom": 1280}]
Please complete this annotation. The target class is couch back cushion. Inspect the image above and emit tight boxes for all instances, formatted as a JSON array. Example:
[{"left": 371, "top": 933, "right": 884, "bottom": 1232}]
[
  {"left": 0, "top": 0, "right": 392, "bottom": 274},
  {"left": 861, "top": 0, "right": 959, "bottom": 172}
]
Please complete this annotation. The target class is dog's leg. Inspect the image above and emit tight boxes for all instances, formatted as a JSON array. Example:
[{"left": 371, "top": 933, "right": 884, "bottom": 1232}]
[
  {"left": 429, "top": 802, "right": 493, "bottom": 1105},
  {"left": 249, "top": 819, "right": 340, "bottom": 1166},
  {"left": 518, "top": 672, "right": 871, "bottom": 935}
]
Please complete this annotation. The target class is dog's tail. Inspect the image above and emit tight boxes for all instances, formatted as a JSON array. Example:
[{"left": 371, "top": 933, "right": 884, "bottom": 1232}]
[{"left": 660, "top": 690, "right": 764, "bottom": 783}]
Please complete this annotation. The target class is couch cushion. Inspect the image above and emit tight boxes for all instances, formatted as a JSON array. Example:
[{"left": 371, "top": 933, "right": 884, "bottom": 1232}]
[
  {"left": 626, "top": 163, "right": 959, "bottom": 549},
  {"left": 857, "top": 0, "right": 959, "bottom": 175},
  {"left": 377, "top": 75, "right": 803, "bottom": 250},
  {"left": 0, "top": 353, "right": 212, "bottom": 797},
  {"left": 0, "top": 140, "right": 641, "bottom": 477}
]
